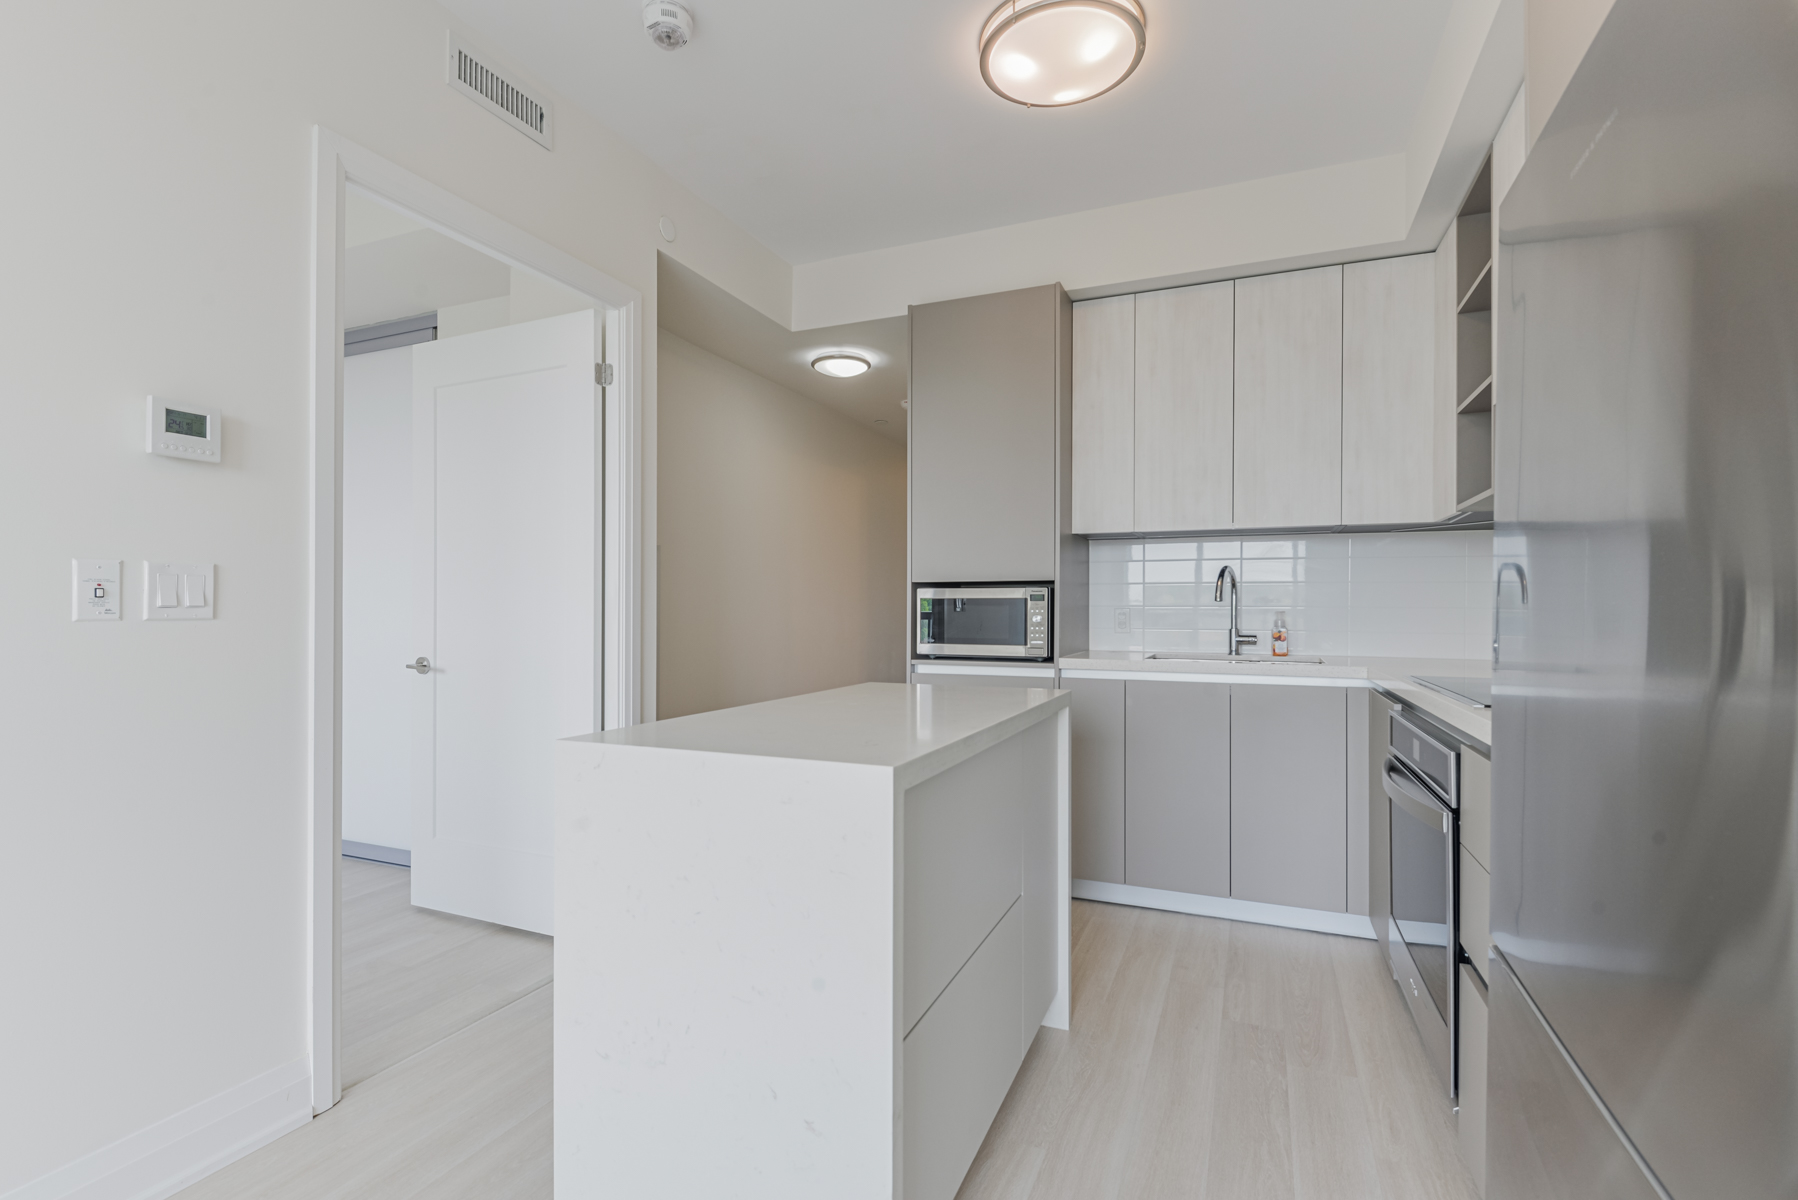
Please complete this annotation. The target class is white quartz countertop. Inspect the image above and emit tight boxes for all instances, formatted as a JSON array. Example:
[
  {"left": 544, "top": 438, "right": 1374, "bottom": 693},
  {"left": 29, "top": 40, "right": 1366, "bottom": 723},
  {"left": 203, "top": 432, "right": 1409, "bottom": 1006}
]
[
  {"left": 1059, "top": 651, "right": 1492, "bottom": 749},
  {"left": 568, "top": 680, "right": 1070, "bottom": 781}
]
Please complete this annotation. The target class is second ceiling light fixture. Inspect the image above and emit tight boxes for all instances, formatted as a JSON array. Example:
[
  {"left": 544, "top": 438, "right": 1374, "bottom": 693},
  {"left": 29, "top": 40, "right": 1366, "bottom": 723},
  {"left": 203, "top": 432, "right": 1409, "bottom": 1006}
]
[{"left": 978, "top": 0, "right": 1147, "bottom": 108}]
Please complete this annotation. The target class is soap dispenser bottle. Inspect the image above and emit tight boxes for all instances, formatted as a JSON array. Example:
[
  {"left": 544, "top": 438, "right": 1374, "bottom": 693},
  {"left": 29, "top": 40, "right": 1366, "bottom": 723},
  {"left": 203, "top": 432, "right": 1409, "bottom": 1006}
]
[{"left": 1271, "top": 612, "right": 1289, "bottom": 657}]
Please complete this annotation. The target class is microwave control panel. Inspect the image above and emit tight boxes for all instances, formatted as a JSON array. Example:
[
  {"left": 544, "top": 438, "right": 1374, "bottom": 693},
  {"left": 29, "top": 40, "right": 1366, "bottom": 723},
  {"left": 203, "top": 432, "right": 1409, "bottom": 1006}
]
[{"left": 1025, "top": 589, "right": 1049, "bottom": 649}]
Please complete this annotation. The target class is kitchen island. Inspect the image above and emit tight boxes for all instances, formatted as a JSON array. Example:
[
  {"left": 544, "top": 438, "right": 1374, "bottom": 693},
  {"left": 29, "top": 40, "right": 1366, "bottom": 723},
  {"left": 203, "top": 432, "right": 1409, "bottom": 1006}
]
[{"left": 553, "top": 681, "right": 1071, "bottom": 1200}]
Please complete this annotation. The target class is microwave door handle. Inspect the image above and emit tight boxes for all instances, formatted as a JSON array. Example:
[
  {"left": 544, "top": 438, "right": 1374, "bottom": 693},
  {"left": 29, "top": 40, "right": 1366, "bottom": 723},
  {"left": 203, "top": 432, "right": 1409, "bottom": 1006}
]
[{"left": 1385, "top": 761, "right": 1451, "bottom": 832}]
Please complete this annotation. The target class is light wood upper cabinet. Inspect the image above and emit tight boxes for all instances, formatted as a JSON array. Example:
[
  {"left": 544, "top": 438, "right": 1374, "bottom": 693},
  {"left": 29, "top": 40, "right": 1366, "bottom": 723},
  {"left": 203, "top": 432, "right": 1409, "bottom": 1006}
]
[
  {"left": 1071, "top": 257, "right": 1443, "bottom": 535},
  {"left": 1134, "top": 281, "right": 1234, "bottom": 532},
  {"left": 1233, "top": 265, "right": 1343, "bottom": 529},
  {"left": 1071, "top": 295, "right": 1135, "bottom": 534},
  {"left": 1342, "top": 255, "right": 1441, "bottom": 525}
]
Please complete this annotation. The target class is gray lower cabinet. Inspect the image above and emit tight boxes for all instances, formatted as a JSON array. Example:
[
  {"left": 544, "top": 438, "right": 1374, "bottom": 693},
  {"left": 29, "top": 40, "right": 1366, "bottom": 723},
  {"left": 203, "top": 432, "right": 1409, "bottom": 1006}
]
[
  {"left": 1066, "top": 675, "right": 1353, "bottom": 913},
  {"left": 1123, "top": 680, "right": 1229, "bottom": 896},
  {"left": 1062, "top": 676, "right": 1124, "bottom": 884},
  {"left": 1229, "top": 685, "right": 1348, "bottom": 912}
]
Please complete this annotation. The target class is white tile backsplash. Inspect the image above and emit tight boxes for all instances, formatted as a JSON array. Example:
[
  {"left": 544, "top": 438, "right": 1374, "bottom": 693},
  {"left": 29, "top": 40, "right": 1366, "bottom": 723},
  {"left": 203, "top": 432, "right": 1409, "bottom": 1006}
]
[{"left": 1086, "top": 530, "right": 1495, "bottom": 659}]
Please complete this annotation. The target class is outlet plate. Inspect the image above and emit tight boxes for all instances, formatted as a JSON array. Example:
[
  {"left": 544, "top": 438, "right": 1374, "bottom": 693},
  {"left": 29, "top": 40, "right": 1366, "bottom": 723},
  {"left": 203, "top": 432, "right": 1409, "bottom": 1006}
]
[{"left": 73, "top": 559, "right": 122, "bottom": 621}]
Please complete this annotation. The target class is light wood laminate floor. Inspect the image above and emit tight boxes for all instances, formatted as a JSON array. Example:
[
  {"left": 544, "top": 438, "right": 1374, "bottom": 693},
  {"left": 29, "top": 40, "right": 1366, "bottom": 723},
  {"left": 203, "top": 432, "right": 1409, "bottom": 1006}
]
[
  {"left": 338, "top": 858, "right": 552, "bottom": 1089},
  {"left": 178, "top": 889, "right": 1472, "bottom": 1200},
  {"left": 175, "top": 859, "right": 553, "bottom": 1200},
  {"left": 958, "top": 900, "right": 1479, "bottom": 1200}
]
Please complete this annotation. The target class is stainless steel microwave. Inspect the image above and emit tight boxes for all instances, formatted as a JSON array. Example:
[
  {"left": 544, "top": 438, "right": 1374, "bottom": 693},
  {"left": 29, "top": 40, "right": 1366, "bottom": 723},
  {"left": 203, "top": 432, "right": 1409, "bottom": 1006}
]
[{"left": 914, "top": 584, "right": 1051, "bottom": 661}]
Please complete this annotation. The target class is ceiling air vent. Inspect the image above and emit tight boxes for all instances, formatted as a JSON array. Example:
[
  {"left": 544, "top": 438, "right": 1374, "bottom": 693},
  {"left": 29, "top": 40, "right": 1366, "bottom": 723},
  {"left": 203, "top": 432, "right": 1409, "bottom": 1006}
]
[{"left": 445, "top": 32, "right": 554, "bottom": 150}]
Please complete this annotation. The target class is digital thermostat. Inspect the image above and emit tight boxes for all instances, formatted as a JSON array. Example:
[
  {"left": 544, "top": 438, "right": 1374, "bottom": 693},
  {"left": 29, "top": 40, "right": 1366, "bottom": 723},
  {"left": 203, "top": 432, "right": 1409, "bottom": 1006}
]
[{"left": 147, "top": 395, "right": 221, "bottom": 463}]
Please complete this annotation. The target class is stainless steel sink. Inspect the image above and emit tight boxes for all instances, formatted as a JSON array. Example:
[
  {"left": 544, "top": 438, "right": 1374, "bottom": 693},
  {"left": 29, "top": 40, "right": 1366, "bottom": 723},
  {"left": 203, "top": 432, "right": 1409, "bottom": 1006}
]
[{"left": 1148, "top": 652, "right": 1327, "bottom": 665}]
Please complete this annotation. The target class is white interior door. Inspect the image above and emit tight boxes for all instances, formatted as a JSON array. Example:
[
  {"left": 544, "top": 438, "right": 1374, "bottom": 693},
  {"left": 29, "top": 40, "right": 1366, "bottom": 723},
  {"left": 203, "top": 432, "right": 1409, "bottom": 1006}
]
[{"left": 410, "top": 309, "right": 598, "bottom": 935}]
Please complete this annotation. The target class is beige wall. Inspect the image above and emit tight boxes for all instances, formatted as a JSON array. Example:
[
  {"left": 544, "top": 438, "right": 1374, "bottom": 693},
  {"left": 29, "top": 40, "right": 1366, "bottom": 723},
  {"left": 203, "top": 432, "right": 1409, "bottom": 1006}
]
[
  {"left": 657, "top": 332, "right": 906, "bottom": 720},
  {"left": 1526, "top": 0, "right": 1618, "bottom": 146}
]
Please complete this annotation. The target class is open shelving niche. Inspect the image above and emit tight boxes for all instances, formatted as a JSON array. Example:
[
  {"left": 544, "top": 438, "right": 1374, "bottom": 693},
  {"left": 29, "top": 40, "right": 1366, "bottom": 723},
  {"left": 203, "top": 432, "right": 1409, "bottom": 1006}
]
[{"left": 1450, "top": 157, "right": 1493, "bottom": 513}]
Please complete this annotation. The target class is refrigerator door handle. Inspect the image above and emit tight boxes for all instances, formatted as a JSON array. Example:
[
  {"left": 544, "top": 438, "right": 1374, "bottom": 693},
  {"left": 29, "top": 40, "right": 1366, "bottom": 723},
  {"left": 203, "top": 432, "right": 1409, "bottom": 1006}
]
[{"left": 1494, "top": 561, "right": 1530, "bottom": 667}]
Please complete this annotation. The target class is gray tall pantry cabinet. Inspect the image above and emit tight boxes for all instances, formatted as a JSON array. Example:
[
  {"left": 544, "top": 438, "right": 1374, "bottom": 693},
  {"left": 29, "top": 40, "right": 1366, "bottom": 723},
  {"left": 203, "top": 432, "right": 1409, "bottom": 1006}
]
[{"left": 908, "top": 284, "right": 1085, "bottom": 657}]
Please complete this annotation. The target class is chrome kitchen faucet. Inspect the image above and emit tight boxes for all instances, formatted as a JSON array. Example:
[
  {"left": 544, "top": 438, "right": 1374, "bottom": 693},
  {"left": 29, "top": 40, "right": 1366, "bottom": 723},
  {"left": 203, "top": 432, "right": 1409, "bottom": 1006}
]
[{"left": 1214, "top": 565, "right": 1259, "bottom": 656}]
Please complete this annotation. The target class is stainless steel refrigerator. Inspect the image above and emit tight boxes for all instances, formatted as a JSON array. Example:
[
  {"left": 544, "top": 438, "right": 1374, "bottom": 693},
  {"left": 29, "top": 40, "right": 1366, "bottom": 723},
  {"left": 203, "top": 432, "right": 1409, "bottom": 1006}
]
[{"left": 1489, "top": 0, "right": 1798, "bottom": 1196}]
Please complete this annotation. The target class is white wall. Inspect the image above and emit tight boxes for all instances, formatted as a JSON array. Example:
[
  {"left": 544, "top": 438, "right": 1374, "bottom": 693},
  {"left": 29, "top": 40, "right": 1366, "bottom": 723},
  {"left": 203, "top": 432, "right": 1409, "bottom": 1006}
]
[
  {"left": 342, "top": 347, "right": 414, "bottom": 853},
  {"left": 0, "top": 1, "right": 788, "bottom": 1193},
  {"left": 790, "top": 155, "right": 1411, "bottom": 329},
  {"left": 656, "top": 333, "right": 907, "bottom": 720}
]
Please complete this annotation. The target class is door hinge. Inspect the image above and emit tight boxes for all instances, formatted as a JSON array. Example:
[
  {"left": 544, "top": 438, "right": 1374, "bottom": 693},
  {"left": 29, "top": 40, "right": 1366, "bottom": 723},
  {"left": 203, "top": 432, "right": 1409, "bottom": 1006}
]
[{"left": 595, "top": 362, "right": 614, "bottom": 386}]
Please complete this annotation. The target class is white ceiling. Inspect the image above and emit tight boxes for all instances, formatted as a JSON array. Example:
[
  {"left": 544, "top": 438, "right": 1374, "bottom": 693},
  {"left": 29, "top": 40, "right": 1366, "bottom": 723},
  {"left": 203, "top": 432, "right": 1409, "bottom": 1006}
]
[
  {"left": 439, "top": 0, "right": 1455, "bottom": 264},
  {"left": 658, "top": 254, "right": 909, "bottom": 440}
]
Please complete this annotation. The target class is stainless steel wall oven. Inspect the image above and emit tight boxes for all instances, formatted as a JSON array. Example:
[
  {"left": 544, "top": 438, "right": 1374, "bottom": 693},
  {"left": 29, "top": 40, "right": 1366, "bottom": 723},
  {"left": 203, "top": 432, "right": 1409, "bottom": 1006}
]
[
  {"left": 914, "top": 584, "right": 1051, "bottom": 662},
  {"left": 1384, "top": 707, "right": 1461, "bottom": 1099}
]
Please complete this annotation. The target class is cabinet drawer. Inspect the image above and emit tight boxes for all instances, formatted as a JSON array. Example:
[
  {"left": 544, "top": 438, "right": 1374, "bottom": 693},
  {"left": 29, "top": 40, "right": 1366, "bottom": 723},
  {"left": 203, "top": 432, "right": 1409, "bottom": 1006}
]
[
  {"left": 1461, "top": 846, "right": 1492, "bottom": 984},
  {"left": 1460, "top": 747, "right": 1491, "bottom": 872},
  {"left": 1458, "top": 961, "right": 1489, "bottom": 1193},
  {"left": 903, "top": 901, "right": 1024, "bottom": 1200},
  {"left": 904, "top": 734, "right": 1024, "bottom": 1032}
]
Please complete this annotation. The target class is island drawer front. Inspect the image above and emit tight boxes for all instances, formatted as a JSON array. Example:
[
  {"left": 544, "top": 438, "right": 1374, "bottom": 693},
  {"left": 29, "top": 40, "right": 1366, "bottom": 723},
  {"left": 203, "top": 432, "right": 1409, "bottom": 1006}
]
[
  {"left": 1461, "top": 846, "right": 1492, "bottom": 984},
  {"left": 903, "top": 900, "right": 1025, "bottom": 1200},
  {"left": 1460, "top": 747, "right": 1491, "bottom": 872},
  {"left": 903, "top": 721, "right": 1038, "bottom": 1032}
]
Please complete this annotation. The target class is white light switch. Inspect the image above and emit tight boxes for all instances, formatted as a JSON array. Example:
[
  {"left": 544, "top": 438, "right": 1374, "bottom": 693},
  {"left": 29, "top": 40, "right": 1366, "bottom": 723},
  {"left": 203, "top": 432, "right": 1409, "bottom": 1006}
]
[
  {"left": 145, "top": 562, "right": 214, "bottom": 620},
  {"left": 72, "top": 559, "right": 122, "bottom": 621}
]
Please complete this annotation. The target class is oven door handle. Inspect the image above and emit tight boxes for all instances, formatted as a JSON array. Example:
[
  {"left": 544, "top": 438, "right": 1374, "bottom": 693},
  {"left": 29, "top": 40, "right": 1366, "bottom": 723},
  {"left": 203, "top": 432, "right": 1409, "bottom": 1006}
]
[{"left": 1385, "top": 759, "right": 1451, "bottom": 832}]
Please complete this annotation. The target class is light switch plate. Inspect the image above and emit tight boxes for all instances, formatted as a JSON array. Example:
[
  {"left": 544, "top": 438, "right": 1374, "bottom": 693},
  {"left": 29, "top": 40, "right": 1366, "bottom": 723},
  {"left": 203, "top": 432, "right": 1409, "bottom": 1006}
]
[
  {"left": 144, "top": 562, "right": 214, "bottom": 620},
  {"left": 73, "top": 559, "right": 122, "bottom": 621}
]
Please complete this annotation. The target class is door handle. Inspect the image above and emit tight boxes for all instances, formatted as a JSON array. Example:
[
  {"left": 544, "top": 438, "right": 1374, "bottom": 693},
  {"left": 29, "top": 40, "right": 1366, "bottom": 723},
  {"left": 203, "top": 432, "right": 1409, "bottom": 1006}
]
[
  {"left": 1493, "top": 561, "right": 1529, "bottom": 667},
  {"left": 1385, "top": 760, "right": 1451, "bottom": 832},
  {"left": 404, "top": 657, "right": 431, "bottom": 674}
]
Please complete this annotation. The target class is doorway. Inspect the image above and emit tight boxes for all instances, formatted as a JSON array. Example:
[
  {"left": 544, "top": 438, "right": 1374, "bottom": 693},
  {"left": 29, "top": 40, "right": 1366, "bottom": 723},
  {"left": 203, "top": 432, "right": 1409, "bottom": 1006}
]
[{"left": 309, "top": 131, "right": 644, "bottom": 1115}]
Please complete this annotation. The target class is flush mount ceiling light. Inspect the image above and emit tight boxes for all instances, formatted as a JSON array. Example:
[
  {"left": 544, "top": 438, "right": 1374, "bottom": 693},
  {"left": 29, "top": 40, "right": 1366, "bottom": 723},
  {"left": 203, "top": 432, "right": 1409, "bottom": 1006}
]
[
  {"left": 812, "top": 353, "right": 871, "bottom": 378},
  {"left": 979, "top": 0, "right": 1146, "bottom": 108}
]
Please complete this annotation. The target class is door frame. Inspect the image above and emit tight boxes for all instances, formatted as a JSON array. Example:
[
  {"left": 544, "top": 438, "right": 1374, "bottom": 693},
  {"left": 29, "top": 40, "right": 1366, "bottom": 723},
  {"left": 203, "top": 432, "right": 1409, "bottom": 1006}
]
[{"left": 308, "top": 127, "right": 646, "bottom": 1113}]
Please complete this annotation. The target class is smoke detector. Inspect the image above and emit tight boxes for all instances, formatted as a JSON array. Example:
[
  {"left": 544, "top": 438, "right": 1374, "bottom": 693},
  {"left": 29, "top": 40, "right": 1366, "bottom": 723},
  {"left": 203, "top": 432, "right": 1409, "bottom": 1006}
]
[{"left": 644, "top": 2, "right": 694, "bottom": 50}]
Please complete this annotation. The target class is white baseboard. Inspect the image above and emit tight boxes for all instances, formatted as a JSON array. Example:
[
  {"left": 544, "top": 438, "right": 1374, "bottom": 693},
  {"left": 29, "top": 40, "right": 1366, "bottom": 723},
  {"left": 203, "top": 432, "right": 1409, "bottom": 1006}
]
[
  {"left": 5, "top": 1058, "right": 311, "bottom": 1200},
  {"left": 1073, "top": 879, "right": 1377, "bottom": 940}
]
